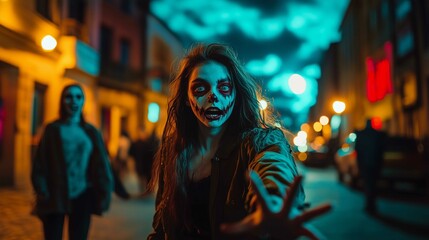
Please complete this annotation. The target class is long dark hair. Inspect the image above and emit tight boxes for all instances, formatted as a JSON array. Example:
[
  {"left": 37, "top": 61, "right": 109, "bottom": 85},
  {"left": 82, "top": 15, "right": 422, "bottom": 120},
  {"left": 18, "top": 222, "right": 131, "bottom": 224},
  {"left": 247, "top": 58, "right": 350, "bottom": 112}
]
[
  {"left": 59, "top": 83, "right": 86, "bottom": 124},
  {"left": 149, "top": 43, "right": 276, "bottom": 228}
]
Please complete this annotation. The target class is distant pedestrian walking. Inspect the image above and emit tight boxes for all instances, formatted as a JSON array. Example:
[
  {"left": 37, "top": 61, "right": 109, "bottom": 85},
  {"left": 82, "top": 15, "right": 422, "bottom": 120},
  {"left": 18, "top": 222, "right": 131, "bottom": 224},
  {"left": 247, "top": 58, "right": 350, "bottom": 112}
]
[
  {"left": 31, "top": 83, "right": 114, "bottom": 240},
  {"left": 129, "top": 127, "right": 159, "bottom": 196},
  {"left": 355, "top": 119, "right": 386, "bottom": 214},
  {"left": 115, "top": 130, "right": 131, "bottom": 178}
]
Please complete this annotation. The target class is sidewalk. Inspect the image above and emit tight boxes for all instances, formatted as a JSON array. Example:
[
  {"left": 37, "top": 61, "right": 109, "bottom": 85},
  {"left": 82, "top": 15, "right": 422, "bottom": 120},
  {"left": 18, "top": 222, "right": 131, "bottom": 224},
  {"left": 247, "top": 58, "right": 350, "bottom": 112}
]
[
  {"left": 0, "top": 188, "right": 43, "bottom": 240},
  {"left": 299, "top": 164, "right": 429, "bottom": 240},
  {"left": 0, "top": 173, "right": 155, "bottom": 240}
]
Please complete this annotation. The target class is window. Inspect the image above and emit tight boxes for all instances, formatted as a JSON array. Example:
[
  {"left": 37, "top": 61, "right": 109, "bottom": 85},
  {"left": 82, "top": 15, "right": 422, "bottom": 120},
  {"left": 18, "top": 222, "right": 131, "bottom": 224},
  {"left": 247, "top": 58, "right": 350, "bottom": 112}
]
[
  {"left": 36, "top": 0, "right": 52, "bottom": 20},
  {"left": 119, "top": 39, "right": 130, "bottom": 66},
  {"left": 121, "top": 0, "right": 132, "bottom": 14},
  {"left": 381, "top": 0, "right": 389, "bottom": 22},
  {"left": 69, "top": 0, "right": 86, "bottom": 23},
  {"left": 150, "top": 78, "right": 162, "bottom": 92},
  {"left": 369, "top": 8, "right": 378, "bottom": 31},
  {"left": 396, "top": 27, "right": 414, "bottom": 57},
  {"left": 31, "top": 83, "right": 47, "bottom": 137},
  {"left": 148, "top": 103, "right": 160, "bottom": 123},
  {"left": 422, "top": 1, "right": 429, "bottom": 49},
  {"left": 100, "top": 26, "right": 113, "bottom": 61},
  {"left": 101, "top": 107, "right": 111, "bottom": 146},
  {"left": 395, "top": 0, "right": 411, "bottom": 22},
  {"left": 0, "top": 98, "right": 4, "bottom": 143}
]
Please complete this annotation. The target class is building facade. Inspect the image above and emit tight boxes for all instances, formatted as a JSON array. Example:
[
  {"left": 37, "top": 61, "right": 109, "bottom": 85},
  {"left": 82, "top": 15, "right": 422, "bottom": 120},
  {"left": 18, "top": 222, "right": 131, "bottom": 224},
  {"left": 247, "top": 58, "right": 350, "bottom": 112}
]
[
  {"left": 315, "top": 0, "right": 429, "bottom": 141},
  {"left": 0, "top": 0, "right": 101, "bottom": 188},
  {"left": 0, "top": 0, "right": 184, "bottom": 188}
]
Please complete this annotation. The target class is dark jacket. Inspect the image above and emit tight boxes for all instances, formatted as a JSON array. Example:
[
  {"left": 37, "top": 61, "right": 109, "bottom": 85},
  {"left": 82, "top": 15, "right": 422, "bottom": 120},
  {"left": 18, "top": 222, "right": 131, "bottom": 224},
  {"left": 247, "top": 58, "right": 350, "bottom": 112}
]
[
  {"left": 148, "top": 127, "right": 305, "bottom": 240},
  {"left": 31, "top": 120, "right": 114, "bottom": 216},
  {"left": 355, "top": 125, "right": 386, "bottom": 170}
]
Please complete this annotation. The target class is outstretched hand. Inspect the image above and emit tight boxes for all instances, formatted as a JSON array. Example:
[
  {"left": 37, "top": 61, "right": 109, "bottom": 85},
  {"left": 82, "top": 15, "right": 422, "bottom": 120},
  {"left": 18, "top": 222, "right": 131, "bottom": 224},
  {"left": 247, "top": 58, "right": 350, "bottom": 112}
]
[{"left": 220, "top": 171, "right": 331, "bottom": 239}]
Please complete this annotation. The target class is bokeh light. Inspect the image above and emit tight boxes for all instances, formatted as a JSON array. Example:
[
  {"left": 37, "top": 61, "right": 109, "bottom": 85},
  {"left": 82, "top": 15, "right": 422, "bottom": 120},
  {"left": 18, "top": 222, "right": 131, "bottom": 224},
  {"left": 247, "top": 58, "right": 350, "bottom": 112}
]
[
  {"left": 148, "top": 103, "right": 160, "bottom": 123},
  {"left": 288, "top": 74, "right": 306, "bottom": 94},
  {"left": 297, "top": 152, "right": 307, "bottom": 161},
  {"left": 41, "top": 35, "right": 57, "bottom": 51},
  {"left": 333, "top": 100, "right": 346, "bottom": 114},
  {"left": 301, "top": 123, "right": 310, "bottom": 132},
  {"left": 313, "top": 122, "right": 322, "bottom": 132},
  {"left": 319, "top": 115, "right": 329, "bottom": 125}
]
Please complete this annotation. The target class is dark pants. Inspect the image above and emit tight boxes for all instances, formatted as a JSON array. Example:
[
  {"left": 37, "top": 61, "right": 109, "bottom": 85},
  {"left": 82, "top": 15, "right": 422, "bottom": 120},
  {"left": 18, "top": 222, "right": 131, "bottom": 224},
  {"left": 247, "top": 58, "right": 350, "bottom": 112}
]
[
  {"left": 359, "top": 164, "right": 381, "bottom": 212},
  {"left": 40, "top": 189, "right": 92, "bottom": 240}
]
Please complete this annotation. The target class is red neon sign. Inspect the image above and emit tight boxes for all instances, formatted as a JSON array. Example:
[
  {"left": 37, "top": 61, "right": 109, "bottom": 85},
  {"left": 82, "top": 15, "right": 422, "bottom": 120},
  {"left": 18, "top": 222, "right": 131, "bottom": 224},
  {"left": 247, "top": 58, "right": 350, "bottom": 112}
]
[{"left": 365, "top": 42, "right": 393, "bottom": 102}]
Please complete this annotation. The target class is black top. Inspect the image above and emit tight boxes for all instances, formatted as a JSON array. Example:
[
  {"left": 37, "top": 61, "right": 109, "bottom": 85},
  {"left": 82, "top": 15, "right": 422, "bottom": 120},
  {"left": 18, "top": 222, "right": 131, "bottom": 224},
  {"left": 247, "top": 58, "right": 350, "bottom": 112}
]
[{"left": 184, "top": 175, "right": 211, "bottom": 239}]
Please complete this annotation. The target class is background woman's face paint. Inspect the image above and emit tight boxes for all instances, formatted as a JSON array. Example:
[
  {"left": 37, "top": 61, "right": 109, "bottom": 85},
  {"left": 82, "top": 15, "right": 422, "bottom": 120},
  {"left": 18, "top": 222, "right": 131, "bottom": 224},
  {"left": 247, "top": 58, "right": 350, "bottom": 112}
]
[
  {"left": 63, "top": 86, "right": 84, "bottom": 117},
  {"left": 188, "top": 61, "right": 236, "bottom": 128}
]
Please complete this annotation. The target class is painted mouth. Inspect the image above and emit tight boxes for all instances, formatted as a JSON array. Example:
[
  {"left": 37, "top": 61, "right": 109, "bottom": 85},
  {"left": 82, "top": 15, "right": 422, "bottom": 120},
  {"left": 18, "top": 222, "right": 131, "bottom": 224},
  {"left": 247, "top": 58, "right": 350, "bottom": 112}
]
[
  {"left": 204, "top": 107, "right": 224, "bottom": 121},
  {"left": 69, "top": 105, "right": 79, "bottom": 111}
]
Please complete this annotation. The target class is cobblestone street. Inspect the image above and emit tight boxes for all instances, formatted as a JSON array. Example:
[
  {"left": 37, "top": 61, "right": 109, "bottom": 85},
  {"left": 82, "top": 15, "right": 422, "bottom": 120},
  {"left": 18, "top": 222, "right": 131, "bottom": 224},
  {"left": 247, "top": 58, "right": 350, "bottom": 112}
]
[
  {"left": 0, "top": 173, "right": 155, "bottom": 240},
  {"left": 0, "top": 188, "right": 43, "bottom": 240}
]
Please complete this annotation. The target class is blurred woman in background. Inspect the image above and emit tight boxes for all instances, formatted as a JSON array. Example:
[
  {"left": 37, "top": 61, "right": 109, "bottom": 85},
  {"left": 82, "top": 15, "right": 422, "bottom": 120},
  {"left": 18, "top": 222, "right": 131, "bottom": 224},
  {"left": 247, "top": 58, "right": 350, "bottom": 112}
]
[{"left": 31, "top": 83, "right": 113, "bottom": 240}]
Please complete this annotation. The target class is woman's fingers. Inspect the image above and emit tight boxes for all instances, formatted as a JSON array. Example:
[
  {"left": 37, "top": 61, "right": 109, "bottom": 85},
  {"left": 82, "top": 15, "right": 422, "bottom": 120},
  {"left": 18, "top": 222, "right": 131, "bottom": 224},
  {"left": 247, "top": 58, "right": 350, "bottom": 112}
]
[
  {"left": 280, "top": 175, "right": 303, "bottom": 216},
  {"left": 249, "top": 170, "right": 271, "bottom": 213},
  {"left": 293, "top": 204, "right": 332, "bottom": 224}
]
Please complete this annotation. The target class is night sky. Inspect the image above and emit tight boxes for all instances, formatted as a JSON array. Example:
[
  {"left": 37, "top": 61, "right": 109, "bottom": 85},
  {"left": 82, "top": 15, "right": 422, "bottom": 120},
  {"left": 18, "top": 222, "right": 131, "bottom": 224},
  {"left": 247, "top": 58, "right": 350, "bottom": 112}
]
[{"left": 150, "top": 0, "right": 350, "bottom": 131}]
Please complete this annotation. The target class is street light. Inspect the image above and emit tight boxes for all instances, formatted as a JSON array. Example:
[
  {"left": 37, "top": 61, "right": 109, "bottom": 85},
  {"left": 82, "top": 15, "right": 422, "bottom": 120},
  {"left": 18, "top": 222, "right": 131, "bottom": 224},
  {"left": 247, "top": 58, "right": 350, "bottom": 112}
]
[
  {"left": 41, "top": 35, "right": 57, "bottom": 51},
  {"left": 328, "top": 100, "right": 347, "bottom": 163},
  {"left": 332, "top": 101, "right": 346, "bottom": 114}
]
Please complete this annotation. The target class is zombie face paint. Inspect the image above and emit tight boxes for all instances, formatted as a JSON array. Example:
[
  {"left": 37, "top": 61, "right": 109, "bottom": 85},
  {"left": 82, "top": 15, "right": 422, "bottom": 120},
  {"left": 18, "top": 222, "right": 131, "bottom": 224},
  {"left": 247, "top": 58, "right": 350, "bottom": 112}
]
[
  {"left": 62, "top": 86, "right": 84, "bottom": 118},
  {"left": 188, "top": 61, "right": 236, "bottom": 128}
]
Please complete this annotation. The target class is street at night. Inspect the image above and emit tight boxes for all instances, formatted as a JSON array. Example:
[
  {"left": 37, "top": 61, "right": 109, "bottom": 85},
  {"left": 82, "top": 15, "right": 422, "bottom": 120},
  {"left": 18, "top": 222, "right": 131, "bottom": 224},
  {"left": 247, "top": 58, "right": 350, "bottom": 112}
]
[
  {"left": 2, "top": 0, "right": 429, "bottom": 239},
  {"left": 1, "top": 164, "right": 428, "bottom": 240}
]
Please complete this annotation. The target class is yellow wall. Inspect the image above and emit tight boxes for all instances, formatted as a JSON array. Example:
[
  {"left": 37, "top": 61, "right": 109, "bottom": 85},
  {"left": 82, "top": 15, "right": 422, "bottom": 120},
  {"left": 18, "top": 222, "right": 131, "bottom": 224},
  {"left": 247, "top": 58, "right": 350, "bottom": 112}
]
[
  {"left": 0, "top": 1, "right": 100, "bottom": 188},
  {"left": 97, "top": 87, "right": 139, "bottom": 157}
]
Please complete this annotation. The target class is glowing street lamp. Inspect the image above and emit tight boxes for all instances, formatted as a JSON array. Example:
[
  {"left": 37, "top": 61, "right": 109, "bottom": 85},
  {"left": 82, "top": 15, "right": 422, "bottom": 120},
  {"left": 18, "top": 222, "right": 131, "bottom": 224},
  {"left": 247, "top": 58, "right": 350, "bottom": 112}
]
[
  {"left": 331, "top": 100, "right": 346, "bottom": 151},
  {"left": 332, "top": 101, "right": 346, "bottom": 114},
  {"left": 41, "top": 35, "right": 57, "bottom": 51}
]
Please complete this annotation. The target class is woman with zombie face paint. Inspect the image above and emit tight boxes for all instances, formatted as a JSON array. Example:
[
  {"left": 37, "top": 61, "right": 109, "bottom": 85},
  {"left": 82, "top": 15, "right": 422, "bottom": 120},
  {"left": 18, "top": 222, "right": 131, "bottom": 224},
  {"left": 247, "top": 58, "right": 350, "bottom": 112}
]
[
  {"left": 31, "top": 84, "right": 113, "bottom": 240},
  {"left": 147, "top": 44, "right": 331, "bottom": 240}
]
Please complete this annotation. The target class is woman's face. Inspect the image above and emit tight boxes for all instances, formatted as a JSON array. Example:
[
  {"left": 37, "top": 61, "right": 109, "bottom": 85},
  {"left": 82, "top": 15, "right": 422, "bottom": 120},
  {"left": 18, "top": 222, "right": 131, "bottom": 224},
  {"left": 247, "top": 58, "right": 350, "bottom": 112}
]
[
  {"left": 62, "top": 86, "right": 84, "bottom": 118},
  {"left": 187, "top": 61, "right": 236, "bottom": 128}
]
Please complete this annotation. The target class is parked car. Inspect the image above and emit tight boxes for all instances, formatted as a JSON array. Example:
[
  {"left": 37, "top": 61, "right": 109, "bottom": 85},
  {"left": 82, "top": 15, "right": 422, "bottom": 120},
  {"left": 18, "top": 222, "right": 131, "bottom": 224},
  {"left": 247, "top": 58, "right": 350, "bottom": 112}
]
[
  {"left": 381, "top": 136, "right": 428, "bottom": 195},
  {"left": 335, "top": 134, "right": 429, "bottom": 195},
  {"left": 335, "top": 141, "right": 359, "bottom": 187}
]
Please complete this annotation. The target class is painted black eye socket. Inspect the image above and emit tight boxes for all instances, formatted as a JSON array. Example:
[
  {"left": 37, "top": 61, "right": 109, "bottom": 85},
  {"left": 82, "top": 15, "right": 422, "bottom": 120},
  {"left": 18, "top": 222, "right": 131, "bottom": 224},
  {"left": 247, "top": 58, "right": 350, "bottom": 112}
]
[
  {"left": 218, "top": 83, "right": 232, "bottom": 94},
  {"left": 194, "top": 86, "right": 206, "bottom": 93},
  {"left": 191, "top": 82, "right": 210, "bottom": 96},
  {"left": 64, "top": 94, "right": 83, "bottom": 100},
  {"left": 219, "top": 85, "right": 230, "bottom": 91}
]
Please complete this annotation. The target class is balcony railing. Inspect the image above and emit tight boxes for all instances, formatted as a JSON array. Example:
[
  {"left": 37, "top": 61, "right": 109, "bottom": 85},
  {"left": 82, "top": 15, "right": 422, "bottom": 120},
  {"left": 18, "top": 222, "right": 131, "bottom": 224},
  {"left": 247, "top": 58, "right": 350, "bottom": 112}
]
[{"left": 62, "top": 18, "right": 89, "bottom": 43}]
